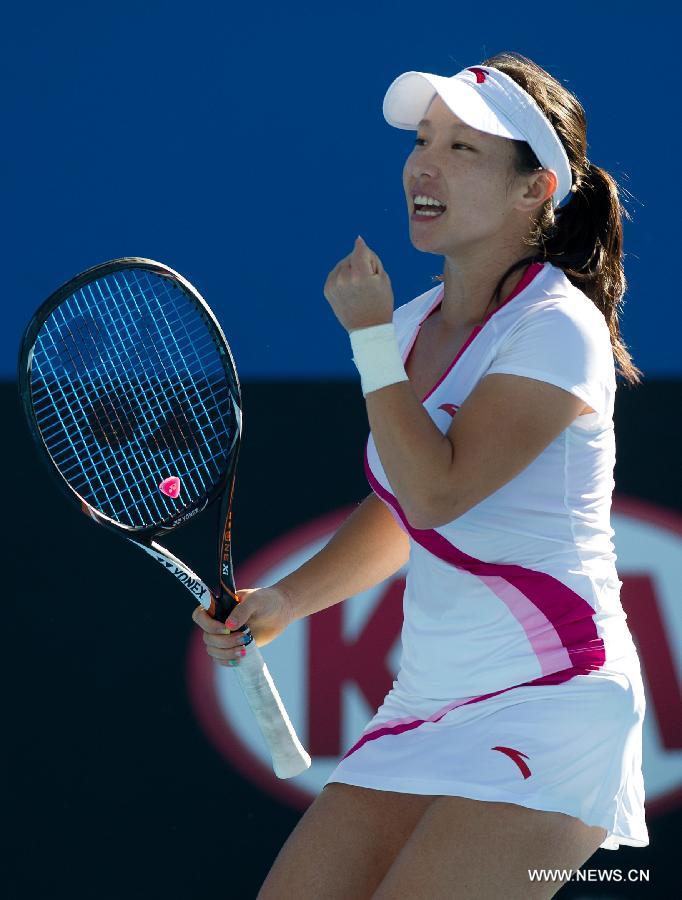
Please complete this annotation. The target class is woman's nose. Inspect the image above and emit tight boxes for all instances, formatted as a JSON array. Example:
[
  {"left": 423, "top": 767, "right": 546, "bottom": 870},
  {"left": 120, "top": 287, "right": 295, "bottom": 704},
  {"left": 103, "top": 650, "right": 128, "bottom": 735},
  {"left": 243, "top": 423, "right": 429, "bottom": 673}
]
[{"left": 407, "top": 148, "right": 441, "bottom": 179}]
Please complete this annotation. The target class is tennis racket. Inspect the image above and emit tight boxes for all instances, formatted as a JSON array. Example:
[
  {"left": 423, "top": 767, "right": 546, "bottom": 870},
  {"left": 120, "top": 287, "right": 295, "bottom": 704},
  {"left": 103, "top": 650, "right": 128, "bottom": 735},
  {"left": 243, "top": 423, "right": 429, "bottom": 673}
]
[{"left": 18, "top": 257, "right": 311, "bottom": 779}]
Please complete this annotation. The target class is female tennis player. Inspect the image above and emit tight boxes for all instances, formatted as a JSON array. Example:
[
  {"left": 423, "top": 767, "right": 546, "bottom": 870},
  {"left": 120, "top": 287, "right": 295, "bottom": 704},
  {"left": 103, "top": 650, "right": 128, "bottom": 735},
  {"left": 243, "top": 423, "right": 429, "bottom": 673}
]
[{"left": 193, "top": 51, "right": 648, "bottom": 897}]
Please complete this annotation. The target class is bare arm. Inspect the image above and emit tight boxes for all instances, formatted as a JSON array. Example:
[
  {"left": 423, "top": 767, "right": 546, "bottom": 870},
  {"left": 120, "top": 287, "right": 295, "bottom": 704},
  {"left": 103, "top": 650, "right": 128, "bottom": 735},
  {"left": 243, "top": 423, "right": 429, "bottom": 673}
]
[
  {"left": 367, "top": 373, "right": 587, "bottom": 529},
  {"left": 194, "top": 492, "right": 410, "bottom": 657},
  {"left": 275, "top": 492, "right": 410, "bottom": 620}
]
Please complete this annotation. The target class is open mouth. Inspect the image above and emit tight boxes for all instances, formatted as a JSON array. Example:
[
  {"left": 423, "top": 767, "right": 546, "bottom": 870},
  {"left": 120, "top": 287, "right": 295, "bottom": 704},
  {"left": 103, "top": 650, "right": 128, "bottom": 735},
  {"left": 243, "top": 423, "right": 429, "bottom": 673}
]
[{"left": 412, "top": 194, "right": 447, "bottom": 219}]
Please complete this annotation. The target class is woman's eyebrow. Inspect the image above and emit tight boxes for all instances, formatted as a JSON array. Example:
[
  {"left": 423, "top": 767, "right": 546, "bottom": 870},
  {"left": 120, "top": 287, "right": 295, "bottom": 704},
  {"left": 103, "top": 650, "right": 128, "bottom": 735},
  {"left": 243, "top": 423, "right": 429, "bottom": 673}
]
[{"left": 417, "top": 117, "right": 473, "bottom": 132}]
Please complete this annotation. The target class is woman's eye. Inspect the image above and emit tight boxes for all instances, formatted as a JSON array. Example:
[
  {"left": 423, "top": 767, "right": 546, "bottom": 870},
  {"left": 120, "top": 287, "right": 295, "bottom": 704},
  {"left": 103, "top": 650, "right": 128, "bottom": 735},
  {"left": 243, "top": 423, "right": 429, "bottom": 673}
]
[{"left": 413, "top": 137, "right": 471, "bottom": 151}]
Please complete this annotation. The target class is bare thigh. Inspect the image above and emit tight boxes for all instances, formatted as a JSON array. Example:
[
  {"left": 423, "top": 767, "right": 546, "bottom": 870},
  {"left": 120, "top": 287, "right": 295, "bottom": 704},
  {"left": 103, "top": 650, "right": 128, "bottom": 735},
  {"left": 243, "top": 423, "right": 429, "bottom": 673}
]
[
  {"left": 257, "top": 783, "right": 435, "bottom": 900},
  {"left": 373, "top": 796, "right": 608, "bottom": 900}
]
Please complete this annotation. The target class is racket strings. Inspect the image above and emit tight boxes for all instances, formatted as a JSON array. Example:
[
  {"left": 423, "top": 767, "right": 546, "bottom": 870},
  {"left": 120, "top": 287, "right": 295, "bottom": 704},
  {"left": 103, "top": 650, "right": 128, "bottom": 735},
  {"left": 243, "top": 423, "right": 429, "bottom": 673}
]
[
  {"left": 64, "top": 287, "right": 187, "bottom": 521},
  {"left": 32, "top": 336, "right": 124, "bottom": 511},
  {"left": 126, "top": 270, "right": 235, "bottom": 456},
  {"left": 62, "top": 288, "right": 183, "bottom": 514},
  {"left": 63, "top": 312, "right": 142, "bottom": 446},
  {"left": 36, "top": 297, "right": 216, "bottom": 524},
  {"left": 30, "top": 268, "right": 237, "bottom": 527},
  {"left": 83, "top": 272, "right": 227, "bottom": 508},
  {"left": 111, "top": 271, "right": 213, "bottom": 457},
  {"left": 37, "top": 309, "right": 153, "bottom": 508},
  {"left": 103, "top": 272, "right": 234, "bottom": 491},
  {"left": 37, "top": 297, "right": 178, "bottom": 524},
  {"left": 90, "top": 276, "right": 206, "bottom": 469}
]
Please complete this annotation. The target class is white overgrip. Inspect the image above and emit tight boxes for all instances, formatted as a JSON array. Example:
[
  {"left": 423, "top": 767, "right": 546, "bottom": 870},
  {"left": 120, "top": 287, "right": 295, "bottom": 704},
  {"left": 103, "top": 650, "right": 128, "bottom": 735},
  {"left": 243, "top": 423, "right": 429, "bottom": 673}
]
[
  {"left": 237, "top": 643, "right": 312, "bottom": 778},
  {"left": 138, "top": 540, "right": 310, "bottom": 777}
]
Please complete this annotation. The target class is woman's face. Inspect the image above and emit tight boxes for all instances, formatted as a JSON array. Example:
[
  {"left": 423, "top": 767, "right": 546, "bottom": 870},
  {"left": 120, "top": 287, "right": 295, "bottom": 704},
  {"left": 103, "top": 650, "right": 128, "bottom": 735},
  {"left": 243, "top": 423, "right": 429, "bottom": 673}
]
[{"left": 402, "top": 94, "right": 536, "bottom": 257}]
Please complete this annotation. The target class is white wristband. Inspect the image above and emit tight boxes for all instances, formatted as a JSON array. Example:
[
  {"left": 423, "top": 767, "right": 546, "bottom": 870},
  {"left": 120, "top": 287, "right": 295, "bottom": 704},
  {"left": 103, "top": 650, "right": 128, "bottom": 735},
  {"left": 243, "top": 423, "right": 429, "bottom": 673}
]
[{"left": 349, "top": 323, "right": 409, "bottom": 396}]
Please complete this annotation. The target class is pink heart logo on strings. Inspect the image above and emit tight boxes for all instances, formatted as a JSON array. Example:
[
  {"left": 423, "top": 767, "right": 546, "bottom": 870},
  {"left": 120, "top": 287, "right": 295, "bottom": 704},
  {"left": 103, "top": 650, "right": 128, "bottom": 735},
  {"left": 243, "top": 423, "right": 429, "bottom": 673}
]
[{"left": 159, "top": 476, "right": 181, "bottom": 499}]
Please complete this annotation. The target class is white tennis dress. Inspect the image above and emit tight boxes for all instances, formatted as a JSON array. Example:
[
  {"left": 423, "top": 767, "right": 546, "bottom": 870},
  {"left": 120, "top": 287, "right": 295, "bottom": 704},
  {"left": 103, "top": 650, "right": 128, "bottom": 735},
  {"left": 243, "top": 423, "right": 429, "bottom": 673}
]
[{"left": 326, "top": 261, "right": 649, "bottom": 850}]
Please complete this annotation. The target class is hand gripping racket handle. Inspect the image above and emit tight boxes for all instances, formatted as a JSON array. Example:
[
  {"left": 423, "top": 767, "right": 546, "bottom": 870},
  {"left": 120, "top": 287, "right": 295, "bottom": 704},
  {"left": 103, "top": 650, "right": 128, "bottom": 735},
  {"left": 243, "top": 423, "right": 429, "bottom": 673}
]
[{"left": 140, "top": 541, "right": 311, "bottom": 778}]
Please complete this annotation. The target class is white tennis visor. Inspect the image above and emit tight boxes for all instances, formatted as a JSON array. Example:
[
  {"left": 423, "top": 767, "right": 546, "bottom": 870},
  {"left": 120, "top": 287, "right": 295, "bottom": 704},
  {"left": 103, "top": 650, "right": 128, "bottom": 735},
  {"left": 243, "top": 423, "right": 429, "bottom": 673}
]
[{"left": 383, "top": 65, "right": 573, "bottom": 208}]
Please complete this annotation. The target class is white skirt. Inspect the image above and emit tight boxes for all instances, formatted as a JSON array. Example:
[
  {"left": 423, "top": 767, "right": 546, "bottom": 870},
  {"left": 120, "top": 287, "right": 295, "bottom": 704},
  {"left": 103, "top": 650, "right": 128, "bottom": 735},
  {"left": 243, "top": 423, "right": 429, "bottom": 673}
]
[{"left": 326, "top": 667, "right": 649, "bottom": 851}]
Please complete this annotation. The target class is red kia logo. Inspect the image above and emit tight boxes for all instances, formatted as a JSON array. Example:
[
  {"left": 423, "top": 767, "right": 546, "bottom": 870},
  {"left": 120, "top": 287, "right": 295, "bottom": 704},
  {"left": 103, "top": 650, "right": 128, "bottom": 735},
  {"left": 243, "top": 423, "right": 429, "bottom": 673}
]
[{"left": 187, "top": 497, "right": 682, "bottom": 815}]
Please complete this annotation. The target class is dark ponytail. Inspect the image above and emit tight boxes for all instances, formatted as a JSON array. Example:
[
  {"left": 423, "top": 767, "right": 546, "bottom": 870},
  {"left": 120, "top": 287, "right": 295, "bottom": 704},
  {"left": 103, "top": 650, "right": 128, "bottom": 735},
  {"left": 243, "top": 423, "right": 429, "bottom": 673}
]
[{"left": 479, "top": 52, "right": 642, "bottom": 385}]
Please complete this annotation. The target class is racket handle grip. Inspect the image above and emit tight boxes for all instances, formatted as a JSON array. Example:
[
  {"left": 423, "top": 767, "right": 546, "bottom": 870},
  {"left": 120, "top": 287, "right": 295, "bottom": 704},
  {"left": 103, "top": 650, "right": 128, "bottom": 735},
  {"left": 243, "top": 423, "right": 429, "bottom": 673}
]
[{"left": 236, "top": 643, "right": 311, "bottom": 778}]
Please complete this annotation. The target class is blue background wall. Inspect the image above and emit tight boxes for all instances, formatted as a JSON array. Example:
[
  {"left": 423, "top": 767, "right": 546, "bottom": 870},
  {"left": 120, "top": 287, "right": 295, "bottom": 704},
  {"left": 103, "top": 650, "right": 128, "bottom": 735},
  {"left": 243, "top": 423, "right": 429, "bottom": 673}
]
[{"left": 2, "top": 2, "right": 676, "bottom": 379}]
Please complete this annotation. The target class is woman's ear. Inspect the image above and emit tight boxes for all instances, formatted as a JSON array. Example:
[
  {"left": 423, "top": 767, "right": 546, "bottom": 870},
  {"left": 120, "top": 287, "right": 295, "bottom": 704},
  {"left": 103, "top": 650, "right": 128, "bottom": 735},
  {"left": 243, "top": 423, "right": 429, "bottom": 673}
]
[{"left": 516, "top": 169, "right": 557, "bottom": 212}]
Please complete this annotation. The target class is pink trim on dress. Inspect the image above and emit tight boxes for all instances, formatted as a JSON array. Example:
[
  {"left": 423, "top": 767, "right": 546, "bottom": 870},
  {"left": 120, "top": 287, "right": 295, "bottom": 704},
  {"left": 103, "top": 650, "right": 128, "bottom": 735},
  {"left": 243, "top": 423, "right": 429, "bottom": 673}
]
[
  {"left": 342, "top": 666, "right": 586, "bottom": 761},
  {"left": 404, "top": 262, "right": 545, "bottom": 403},
  {"left": 478, "top": 574, "right": 573, "bottom": 675},
  {"left": 365, "top": 456, "right": 605, "bottom": 675},
  {"left": 401, "top": 286, "right": 445, "bottom": 364}
]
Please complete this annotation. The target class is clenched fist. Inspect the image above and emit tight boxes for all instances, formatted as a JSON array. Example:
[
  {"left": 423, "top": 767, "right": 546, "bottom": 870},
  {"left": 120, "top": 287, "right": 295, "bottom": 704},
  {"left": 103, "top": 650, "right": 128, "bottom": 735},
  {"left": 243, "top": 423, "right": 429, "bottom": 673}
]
[{"left": 323, "top": 236, "right": 395, "bottom": 332}]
